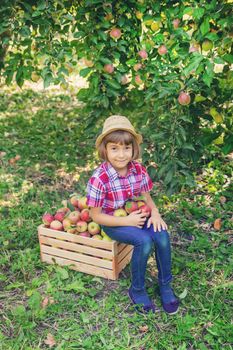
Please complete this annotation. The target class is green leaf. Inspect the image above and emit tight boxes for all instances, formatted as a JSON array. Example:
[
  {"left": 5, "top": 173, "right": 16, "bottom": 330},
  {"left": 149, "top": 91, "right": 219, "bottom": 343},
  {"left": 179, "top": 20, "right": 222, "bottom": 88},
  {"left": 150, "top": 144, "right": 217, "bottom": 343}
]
[
  {"left": 200, "top": 18, "right": 210, "bottom": 36},
  {"left": 105, "top": 79, "right": 121, "bottom": 90},
  {"left": 183, "top": 55, "right": 204, "bottom": 76},
  {"left": 193, "top": 8, "right": 205, "bottom": 20},
  {"left": 79, "top": 67, "right": 92, "bottom": 77},
  {"left": 222, "top": 54, "right": 233, "bottom": 64}
]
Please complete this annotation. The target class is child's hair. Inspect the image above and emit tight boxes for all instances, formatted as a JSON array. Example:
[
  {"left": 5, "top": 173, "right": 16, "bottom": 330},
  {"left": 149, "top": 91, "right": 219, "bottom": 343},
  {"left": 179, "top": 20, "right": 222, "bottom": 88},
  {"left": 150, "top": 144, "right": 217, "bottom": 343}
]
[{"left": 97, "top": 130, "right": 141, "bottom": 161}]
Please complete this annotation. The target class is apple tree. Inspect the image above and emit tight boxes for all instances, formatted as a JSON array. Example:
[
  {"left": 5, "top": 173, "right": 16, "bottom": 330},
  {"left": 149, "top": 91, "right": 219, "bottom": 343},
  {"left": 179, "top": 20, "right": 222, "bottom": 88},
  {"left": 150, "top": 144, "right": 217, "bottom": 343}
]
[{"left": 1, "top": 0, "right": 232, "bottom": 192}]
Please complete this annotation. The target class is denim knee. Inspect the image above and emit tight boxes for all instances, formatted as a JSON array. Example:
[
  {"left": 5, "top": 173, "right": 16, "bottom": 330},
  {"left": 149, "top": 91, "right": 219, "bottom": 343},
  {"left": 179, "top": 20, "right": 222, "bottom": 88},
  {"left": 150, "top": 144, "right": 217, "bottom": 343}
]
[
  {"left": 154, "top": 230, "right": 170, "bottom": 249},
  {"left": 135, "top": 236, "right": 153, "bottom": 256}
]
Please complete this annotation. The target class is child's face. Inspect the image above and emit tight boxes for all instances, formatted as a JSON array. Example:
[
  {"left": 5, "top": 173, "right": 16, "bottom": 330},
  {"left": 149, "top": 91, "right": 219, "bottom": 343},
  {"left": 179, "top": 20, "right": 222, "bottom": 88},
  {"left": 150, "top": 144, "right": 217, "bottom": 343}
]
[{"left": 106, "top": 142, "right": 133, "bottom": 173}]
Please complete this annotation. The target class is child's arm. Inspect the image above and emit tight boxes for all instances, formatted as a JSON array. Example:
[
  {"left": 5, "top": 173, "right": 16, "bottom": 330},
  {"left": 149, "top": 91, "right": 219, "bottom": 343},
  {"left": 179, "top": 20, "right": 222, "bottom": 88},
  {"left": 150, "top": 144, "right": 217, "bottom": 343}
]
[
  {"left": 90, "top": 207, "right": 147, "bottom": 228},
  {"left": 142, "top": 192, "right": 168, "bottom": 232}
]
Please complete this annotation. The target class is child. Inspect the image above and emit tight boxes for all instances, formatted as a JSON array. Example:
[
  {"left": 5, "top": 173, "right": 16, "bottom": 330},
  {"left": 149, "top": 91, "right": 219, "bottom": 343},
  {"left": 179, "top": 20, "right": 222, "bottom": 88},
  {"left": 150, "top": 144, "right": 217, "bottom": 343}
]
[{"left": 86, "top": 115, "right": 179, "bottom": 314}]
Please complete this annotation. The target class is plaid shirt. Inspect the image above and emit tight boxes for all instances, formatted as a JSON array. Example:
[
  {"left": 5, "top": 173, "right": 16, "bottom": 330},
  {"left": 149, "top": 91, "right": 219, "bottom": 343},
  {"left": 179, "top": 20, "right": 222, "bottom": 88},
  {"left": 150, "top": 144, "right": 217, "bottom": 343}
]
[{"left": 86, "top": 161, "right": 153, "bottom": 215}]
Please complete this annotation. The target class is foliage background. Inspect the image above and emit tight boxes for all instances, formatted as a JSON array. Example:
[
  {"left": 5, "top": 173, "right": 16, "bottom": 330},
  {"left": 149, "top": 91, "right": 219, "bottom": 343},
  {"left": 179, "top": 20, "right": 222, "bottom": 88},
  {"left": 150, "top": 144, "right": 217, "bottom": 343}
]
[{"left": 0, "top": 1, "right": 233, "bottom": 349}]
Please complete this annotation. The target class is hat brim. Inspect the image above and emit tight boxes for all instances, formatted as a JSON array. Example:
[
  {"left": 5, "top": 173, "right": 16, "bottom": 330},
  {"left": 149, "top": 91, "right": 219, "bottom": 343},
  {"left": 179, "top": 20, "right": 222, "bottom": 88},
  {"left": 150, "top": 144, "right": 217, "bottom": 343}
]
[{"left": 95, "top": 128, "right": 143, "bottom": 148}]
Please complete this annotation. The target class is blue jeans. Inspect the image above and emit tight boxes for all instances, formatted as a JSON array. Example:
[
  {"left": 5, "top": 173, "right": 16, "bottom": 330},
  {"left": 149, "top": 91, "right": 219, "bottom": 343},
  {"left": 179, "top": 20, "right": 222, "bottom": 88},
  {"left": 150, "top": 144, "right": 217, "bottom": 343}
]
[{"left": 102, "top": 221, "right": 173, "bottom": 291}]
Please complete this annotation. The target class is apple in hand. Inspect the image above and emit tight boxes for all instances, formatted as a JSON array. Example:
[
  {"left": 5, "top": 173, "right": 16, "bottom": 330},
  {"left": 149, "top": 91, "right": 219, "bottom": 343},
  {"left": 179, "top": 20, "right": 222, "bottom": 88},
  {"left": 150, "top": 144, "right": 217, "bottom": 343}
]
[
  {"left": 113, "top": 208, "right": 127, "bottom": 217},
  {"left": 139, "top": 204, "right": 151, "bottom": 217},
  {"left": 87, "top": 221, "right": 101, "bottom": 235},
  {"left": 125, "top": 201, "right": 138, "bottom": 214}
]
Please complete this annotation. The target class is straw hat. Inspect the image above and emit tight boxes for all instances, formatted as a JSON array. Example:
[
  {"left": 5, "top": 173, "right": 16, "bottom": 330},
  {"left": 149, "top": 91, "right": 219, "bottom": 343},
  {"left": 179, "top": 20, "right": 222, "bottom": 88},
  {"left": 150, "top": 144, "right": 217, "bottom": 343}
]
[{"left": 95, "top": 115, "right": 143, "bottom": 147}]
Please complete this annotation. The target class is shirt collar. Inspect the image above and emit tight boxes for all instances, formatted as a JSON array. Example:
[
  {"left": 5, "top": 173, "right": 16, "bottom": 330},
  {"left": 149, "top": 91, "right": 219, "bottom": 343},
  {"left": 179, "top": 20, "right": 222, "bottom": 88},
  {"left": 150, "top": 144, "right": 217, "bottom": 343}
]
[{"left": 104, "top": 161, "right": 137, "bottom": 181}]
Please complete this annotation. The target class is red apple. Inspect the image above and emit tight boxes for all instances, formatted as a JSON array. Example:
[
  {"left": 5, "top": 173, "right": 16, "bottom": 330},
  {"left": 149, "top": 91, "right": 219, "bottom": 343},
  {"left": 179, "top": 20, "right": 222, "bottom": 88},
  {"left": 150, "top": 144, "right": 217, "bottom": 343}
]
[
  {"left": 104, "top": 64, "right": 114, "bottom": 74},
  {"left": 50, "top": 220, "right": 63, "bottom": 231},
  {"left": 178, "top": 91, "right": 191, "bottom": 105},
  {"left": 138, "top": 50, "right": 148, "bottom": 59},
  {"left": 76, "top": 220, "right": 88, "bottom": 232},
  {"left": 78, "top": 197, "right": 88, "bottom": 210},
  {"left": 139, "top": 204, "right": 151, "bottom": 217},
  {"left": 133, "top": 63, "right": 142, "bottom": 71},
  {"left": 79, "top": 231, "right": 91, "bottom": 238},
  {"left": 42, "top": 213, "right": 54, "bottom": 227},
  {"left": 67, "top": 211, "right": 81, "bottom": 224},
  {"left": 158, "top": 45, "right": 167, "bottom": 55},
  {"left": 125, "top": 201, "right": 138, "bottom": 214},
  {"left": 113, "top": 208, "right": 127, "bottom": 217},
  {"left": 56, "top": 207, "right": 70, "bottom": 215},
  {"left": 135, "top": 75, "right": 143, "bottom": 85},
  {"left": 80, "top": 208, "right": 91, "bottom": 222},
  {"left": 110, "top": 28, "right": 122, "bottom": 40},
  {"left": 54, "top": 211, "right": 66, "bottom": 222},
  {"left": 87, "top": 221, "right": 101, "bottom": 235},
  {"left": 70, "top": 195, "right": 79, "bottom": 207},
  {"left": 173, "top": 19, "right": 180, "bottom": 29}
]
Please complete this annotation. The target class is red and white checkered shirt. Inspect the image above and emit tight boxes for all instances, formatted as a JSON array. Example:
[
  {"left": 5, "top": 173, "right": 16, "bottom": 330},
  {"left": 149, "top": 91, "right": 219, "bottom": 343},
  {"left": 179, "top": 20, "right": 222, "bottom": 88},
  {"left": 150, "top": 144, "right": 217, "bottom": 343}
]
[{"left": 86, "top": 161, "right": 153, "bottom": 215}]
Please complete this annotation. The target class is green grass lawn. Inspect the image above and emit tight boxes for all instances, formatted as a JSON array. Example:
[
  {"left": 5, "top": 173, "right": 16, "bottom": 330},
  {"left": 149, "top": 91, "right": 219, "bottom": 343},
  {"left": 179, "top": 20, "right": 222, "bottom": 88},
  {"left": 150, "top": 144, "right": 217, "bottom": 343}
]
[{"left": 0, "top": 89, "right": 232, "bottom": 350}]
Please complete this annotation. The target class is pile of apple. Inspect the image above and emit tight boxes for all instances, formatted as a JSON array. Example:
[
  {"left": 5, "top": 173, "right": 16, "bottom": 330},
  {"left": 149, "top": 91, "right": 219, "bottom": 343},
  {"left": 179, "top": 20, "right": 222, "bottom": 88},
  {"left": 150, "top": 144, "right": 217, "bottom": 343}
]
[
  {"left": 42, "top": 195, "right": 151, "bottom": 241},
  {"left": 42, "top": 195, "right": 112, "bottom": 241}
]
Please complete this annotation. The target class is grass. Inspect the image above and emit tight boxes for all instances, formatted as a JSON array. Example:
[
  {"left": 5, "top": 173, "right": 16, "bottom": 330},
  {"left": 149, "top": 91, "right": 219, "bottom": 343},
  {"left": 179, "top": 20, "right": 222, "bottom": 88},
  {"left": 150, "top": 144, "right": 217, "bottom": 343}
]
[{"left": 0, "top": 88, "right": 232, "bottom": 350}]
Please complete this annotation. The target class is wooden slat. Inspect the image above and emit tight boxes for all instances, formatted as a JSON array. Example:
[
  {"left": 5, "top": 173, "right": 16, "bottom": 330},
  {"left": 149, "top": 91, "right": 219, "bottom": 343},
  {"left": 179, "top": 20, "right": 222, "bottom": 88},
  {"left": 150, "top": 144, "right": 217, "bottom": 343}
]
[
  {"left": 118, "top": 245, "right": 133, "bottom": 264},
  {"left": 40, "top": 236, "right": 113, "bottom": 259},
  {"left": 118, "top": 250, "right": 133, "bottom": 273},
  {"left": 41, "top": 254, "right": 115, "bottom": 280},
  {"left": 40, "top": 245, "right": 112, "bottom": 269},
  {"left": 38, "top": 225, "right": 115, "bottom": 250}
]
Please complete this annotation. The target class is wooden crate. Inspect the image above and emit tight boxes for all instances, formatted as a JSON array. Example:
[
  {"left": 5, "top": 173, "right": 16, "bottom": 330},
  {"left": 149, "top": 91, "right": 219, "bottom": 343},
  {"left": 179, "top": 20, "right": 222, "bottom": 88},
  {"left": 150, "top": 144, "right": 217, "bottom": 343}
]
[{"left": 38, "top": 224, "right": 133, "bottom": 280}]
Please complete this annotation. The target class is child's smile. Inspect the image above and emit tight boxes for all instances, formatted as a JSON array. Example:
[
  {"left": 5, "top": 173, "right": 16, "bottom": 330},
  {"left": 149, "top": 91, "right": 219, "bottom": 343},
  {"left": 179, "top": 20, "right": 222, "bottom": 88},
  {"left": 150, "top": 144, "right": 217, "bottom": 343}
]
[{"left": 106, "top": 142, "right": 133, "bottom": 175}]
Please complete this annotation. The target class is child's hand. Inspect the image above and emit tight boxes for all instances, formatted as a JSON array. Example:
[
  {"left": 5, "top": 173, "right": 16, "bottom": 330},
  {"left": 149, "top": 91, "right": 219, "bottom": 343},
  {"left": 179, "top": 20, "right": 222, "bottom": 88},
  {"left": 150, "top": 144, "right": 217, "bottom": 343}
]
[
  {"left": 147, "top": 213, "right": 168, "bottom": 232},
  {"left": 126, "top": 210, "right": 147, "bottom": 228}
]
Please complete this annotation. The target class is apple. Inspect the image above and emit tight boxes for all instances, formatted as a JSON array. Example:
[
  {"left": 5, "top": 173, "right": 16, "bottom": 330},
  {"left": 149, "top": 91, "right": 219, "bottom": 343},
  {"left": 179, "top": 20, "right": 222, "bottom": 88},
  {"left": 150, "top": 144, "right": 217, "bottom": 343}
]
[
  {"left": 110, "top": 28, "right": 122, "bottom": 40},
  {"left": 151, "top": 21, "right": 160, "bottom": 31},
  {"left": 173, "top": 19, "right": 180, "bottom": 29},
  {"left": 133, "top": 63, "right": 142, "bottom": 71},
  {"left": 31, "top": 72, "right": 40, "bottom": 82},
  {"left": 76, "top": 220, "right": 88, "bottom": 232},
  {"left": 113, "top": 208, "right": 127, "bottom": 217},
  {"left": 92, "top": 234, "right": 103, "bottom": 240},
  {"left": 87, "top": 221, "right": 101, "bottom": 235},
  {"left": 78, "top": 197, "right": 88, "bottom": 210},
  {"left": 50, "top": 220, "right": 63, "bottom": 231},
  {"left": 54, "top": 211, "right": 66, "bottom": 222},
  {"left": 104, "top": 64, "right": 114, "bottom": 74},
  {"left": 139, "top": 204, "right": 151, "bottom": 217},
  {"left": 178, "top": 91, "right": 191, "bottom": 106},
  {"left": 137, "top": 200, "right": 146, "bottom": 208},
  {"left": 67, "top": 211, "right": 81, "bottom": 224},
  {"left": 67, "top": 227, "right": 77, "bottom": 234},
  {"left": 135, "top": 75, "right": 143, "bottom": 85},
  {"left": 62, "top": 218, "right": 72, "bottom": 231},
  {"left": 125, "top": 201, "right": 138, "bottom": 214},
  {"left": 79, "top": 231, "right": 91, "bottom": 238},
  {"left": 56, "top": 207, "right": 70, "bottom": 215},
  {"left": 202, "top": 39, "right": 213, "bottom": 51},
  {"left": 158, "top": 45, "right": 167, "bottom": 55},
  {"left": 70, "top": 195, "right": 79, "bottom": 207},
  {"left": 42, "top": 213, "right": 54, "bottom": 227},
  {"left": 80, "top": 208, "right": 91, "bottom": 222},
  {"left": 105, "top": 13, "right": 113, "bottom": 21},
  {"left": 135, "top": 11, "right": 143, "bottom": 20},
  {"left": 138, "top": 50, "right": 148, "bottom": 59}
]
